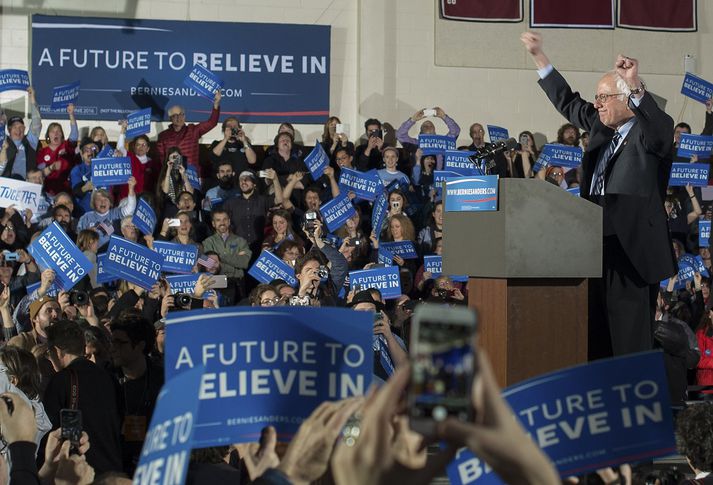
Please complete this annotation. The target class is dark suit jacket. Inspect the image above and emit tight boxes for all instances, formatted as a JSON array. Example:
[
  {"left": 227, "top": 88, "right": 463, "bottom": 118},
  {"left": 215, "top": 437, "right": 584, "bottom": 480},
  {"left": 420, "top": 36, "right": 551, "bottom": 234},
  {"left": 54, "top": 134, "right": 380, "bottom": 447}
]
[{"left": 539, "top": 68, "right": 676, "bottom": 284}]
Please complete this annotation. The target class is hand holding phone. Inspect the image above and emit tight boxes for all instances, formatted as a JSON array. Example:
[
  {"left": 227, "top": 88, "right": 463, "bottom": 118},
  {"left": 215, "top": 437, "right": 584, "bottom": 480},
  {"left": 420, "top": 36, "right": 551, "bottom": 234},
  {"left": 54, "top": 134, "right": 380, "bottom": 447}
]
[
  {"left": 60, "top": 409, "right": 83, "bottom": 455},
  {"left": 423, "top": 108, "right": 436, "bottom": 117}
]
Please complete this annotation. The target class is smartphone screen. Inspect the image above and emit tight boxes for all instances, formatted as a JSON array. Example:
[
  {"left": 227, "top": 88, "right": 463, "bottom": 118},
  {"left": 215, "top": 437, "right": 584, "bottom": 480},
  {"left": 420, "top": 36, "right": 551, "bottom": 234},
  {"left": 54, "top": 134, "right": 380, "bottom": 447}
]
[
  {"left": 206, "top": 274, "right": 228, "bottom": 289},
  {"left": 409, "top": 308, "right": 476, "bottom": 427},
  {"left": 60, "top": 409, "right": 83, "bottom": 452}
]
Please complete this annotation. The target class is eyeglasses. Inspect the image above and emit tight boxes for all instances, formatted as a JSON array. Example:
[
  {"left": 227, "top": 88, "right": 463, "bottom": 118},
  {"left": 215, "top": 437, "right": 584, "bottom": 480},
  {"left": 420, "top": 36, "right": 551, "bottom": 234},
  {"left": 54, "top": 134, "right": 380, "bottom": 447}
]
[
  {"left": 594, "top": 93, "right": 626, "bottom": 104},
  {"left": 551, "top": 172, "right": 564, "bottom": 177},
  {"left": 3, "top": 225, "right": 14, "bottom": 232},
  {"left": 260, "top": 297, "right": 280, "bottom": 306}
]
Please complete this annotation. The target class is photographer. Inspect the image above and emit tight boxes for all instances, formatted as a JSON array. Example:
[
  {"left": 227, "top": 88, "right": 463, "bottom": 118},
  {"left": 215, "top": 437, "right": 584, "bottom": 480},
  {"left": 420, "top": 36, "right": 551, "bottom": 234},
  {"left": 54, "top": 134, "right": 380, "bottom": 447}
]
[
  {"left": 355, "top": 118, "right": 386, "bottom": 172},
  {"left": 209, "top": 116, "right": 257, "bottom": 175}
]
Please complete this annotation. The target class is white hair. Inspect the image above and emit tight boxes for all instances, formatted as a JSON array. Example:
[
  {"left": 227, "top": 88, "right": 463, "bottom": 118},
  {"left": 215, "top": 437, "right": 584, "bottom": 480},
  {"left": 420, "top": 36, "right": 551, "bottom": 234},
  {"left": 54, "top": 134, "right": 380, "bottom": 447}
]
[{"left": 605, "top": 70, "right": 644, "bottom": 99}]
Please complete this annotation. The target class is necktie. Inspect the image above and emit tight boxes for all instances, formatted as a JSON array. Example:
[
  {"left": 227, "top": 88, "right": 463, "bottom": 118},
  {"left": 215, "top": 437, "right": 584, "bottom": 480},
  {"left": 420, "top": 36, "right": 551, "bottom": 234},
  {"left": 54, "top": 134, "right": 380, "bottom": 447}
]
[{"left": 591, "top": 132, "right": 622, "bottom": 196}]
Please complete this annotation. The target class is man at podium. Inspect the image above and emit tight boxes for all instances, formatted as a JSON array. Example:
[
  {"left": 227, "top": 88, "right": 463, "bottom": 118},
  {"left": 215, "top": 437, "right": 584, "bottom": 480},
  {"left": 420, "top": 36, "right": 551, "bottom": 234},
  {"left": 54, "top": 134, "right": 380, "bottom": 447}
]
[{"left": 521, "top": 32, "right": 677, "bottom": 358}]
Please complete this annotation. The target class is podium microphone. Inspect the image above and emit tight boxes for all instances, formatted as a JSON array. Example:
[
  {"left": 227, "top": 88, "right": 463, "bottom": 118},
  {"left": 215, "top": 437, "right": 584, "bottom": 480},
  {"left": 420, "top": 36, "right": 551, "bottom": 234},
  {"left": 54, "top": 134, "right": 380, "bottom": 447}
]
[{"left": 468, "top": 137, "right": 519, "bottom": 175}]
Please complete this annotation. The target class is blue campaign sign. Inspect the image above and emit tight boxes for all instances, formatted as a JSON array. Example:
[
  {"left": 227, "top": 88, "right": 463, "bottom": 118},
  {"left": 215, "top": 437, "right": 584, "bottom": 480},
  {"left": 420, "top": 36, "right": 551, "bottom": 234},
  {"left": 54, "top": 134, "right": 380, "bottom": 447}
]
[
  {"left": 418, "top": 134, "right": 456, "bottom": 156},
  {"left": 695, "top": 255, "right": 710, "bottom": 278},
  {"left": 677, "top": 133, "right": 713, "bottom": 160},
  {"left": 443, "top": 151, "right": 479, "bottom": 175},
  {"left": 423, "top": 254, "right": 468, "bottom": 281},
  {"left": 27, "top": 222, "right": 92, "bottom": 291},
  {"left": 487, "top": 125, "right": 509, "bottom": 143},
  {"left": 349, "top": 266, "right": 402, "bottom": 299},
  {"left": 97, "top": 144, "right": 114, "bottom": 159},
  {"left": 104, "top": 235, "right": 163, "bottom": 289},
  {"left": 319, "top": 194, "right": 356, "bottom": 233},
  {"left": 50, "top": 80, "right": 80, "bottom": 110},
  {"left": 132, "top": 198, "right": 156, "bottom": 236},
  {"left": 700, "top": 220, "right": 711, "bottom": 248},
  {"left": 372, "top": 191, "right": 389, "bottom": 237},
  {"left": 153, "top": 241, "right": 198, "bottom": 274},
  {"left": 377, "top": 247, "right": 394, "bottom": 266},
  {"left": 304, "top": 141, "right": 329, "bottom": 179},
  {"left": 185, "top": 165, "right": 201, "bottom": 190},
  {"left": 447, "top": 352, "right": 675, "bottom": 483},
  {"left": 126, "top": 108, "right": 152, "bottom": 138},
  {"left": 26, "top": 281, "right": 60, "bottom": 298},
  {"left": 183, "top": 64, "right": 223, "bottom": 98},
  {"left": 0, "top": 69, "right": 30, "bottom": 92},
  {"left": 681, "top": 72, "right": 713, "bottom": 104},
  {"left": 248, "top": 250, "right": 297, "bottom": 287},
  {"left": 434, "top": 170, "right": 465, "bottom": 185},
  {"left": 164, "top": 307, "right": 372, "bottom": 445},
  {"left": 567, "top": 187, "right": 581, "bottom": 197},
  {"left": 133, "top": 366, "right": 204, "bottom": 485},
  {"left": 380, "top": 241, "right": 418, "bottom": 259},
  {"left": 91, "top": 157, "right": 132, "bottom": 186},
  {"left": 96, "top": 253, "right": 117, "bottom": 284},
  {"left": 339, "top": 167, "right": 381, "bottom": 201},
  {"left": 445, "top": 176, "right": 499, "bottom": 212},
  {"left": 538, "top": 144, "right": 583, "bottom": 168},
  {"left": 31, "top": 15, "right": 330, "bottom": 124},
  {"left": 165, "top": 274, "right": 214, "bottom": 300},
  {"left": 669, "top": 162, "right": 710, "bottom": 186}
]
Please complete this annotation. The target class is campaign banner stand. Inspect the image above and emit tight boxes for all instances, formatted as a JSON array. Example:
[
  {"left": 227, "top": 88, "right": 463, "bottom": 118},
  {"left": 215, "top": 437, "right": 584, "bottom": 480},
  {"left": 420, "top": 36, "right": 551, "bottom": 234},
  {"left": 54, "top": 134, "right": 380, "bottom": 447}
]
[{"left": 442, "top": 178, "right": 602, "bottom": 386}]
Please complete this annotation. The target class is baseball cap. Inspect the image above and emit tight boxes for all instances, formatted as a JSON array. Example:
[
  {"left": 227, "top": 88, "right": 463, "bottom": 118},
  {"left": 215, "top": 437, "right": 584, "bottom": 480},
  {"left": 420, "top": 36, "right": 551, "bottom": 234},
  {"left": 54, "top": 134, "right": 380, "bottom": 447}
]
[
  {"left": 6, "top": 116, "right": 23, "bottom": 128},
  {"left": 29, "top": 296, "right": 58, "bottom": 321},
  {"left": 348, "top": 290, "right": 385, "bottom": 311},
  {"left": 239, "top": 170, "right": 256, "bottom": 180}
]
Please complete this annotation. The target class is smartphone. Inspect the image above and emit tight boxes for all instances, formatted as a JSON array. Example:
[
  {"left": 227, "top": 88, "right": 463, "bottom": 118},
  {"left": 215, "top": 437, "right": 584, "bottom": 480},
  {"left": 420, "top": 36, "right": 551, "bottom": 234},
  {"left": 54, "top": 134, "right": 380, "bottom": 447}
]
[
  {"left": 390, "top": 200, "right": 401, "bottom": 210},
  {"left": 423, "top": 108, "right": 436, "bottom": 117},
  {"left": 167, "top": 218, "right": 181, "bottom": 227},
  {"left": 258, "top": 170, "right": 268, "bottom": 178},
  {"left": 3, "top": 252, "right": 18, "bottom": 262},
  {"left": 409, "top": 305, "right": 477, "bottom": 434},
  {"left": 206, "top": 274, "right": 228, "bottom": 289},
  {"left": 60, "top": 409, "right": 83, "bottom": 454},
  {"left": 336, "top": 123, "right": 348, "bottom": 135}
]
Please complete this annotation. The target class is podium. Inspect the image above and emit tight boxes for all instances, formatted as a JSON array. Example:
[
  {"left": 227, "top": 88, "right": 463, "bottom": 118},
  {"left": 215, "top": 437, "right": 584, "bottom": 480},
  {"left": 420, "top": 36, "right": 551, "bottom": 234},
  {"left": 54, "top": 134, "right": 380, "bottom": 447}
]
[{"left": 443, "top": 179, "right": 602, "bottom": 386}]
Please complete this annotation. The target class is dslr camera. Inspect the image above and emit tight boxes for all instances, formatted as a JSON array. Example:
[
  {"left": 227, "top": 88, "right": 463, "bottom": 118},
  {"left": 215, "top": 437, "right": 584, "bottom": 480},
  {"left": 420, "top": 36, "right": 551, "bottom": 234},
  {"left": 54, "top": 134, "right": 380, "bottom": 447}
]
[
  {"left": 174, "top": 293, "right": 192, "bottom": 307},
  {"left": 69, "top": 290, "right": 89, "bottom": 306}
]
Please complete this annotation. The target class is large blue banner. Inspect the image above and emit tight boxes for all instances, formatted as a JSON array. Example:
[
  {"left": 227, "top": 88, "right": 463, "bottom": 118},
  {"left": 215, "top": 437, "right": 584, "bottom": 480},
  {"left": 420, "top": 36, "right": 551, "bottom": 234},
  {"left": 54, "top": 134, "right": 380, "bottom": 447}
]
[
  {"left": 133, "top": 366, "right": 204, "bottom": 485},
  {"left": 91, "top": 157, "right": 132, "bottom": 186},
  {"left": 447, "top": 352, "right": 675, "bottom": 484},
  {"left": 31, "top": 15, "right": 330, "bottom": 123},
  {"left": 304, "top": 142, "right": 329, "bottom": 180},
  {"left": 348, "top": 266, "right": 401, "bottom": 299},
  {"left": 681, "top": 72, "right": 713, "bottom": 104},
  {"left": 700, "top": 220, "right": 711, "bottom": 248},
  {"left": 183, "top": 64, "right": 223, "bottom": 98},
  {"left": 443, "top": 151, "right": 479, "bottom": 175},
  {"left": 248, "top": 250, "right": 297, "bottom": 287},
  {"left": 537, "top": 144, "right": 583, "bottom": 168},
  {"left": 677, "top": 133, "right": 713, "bottom": 160},
  {"left": 379, "top": 241, "right": 418, "bottom": 259},
  {"left": 669, "top": 162, "right": 710, "bottom": 186},
  {"left": 104, "top": 235, "right": 163, "bottom": 289},
  {"left": 445, "top": 176, "right": 499, "bottom": 212},
  {"left": 0, "top": 69, "right": 30, "bottom": 92},
  {"left": 126, "top": 107, "right": 152, "bottom": 138},
  {"left": 164, "top": 307, "right": 372, "bottom": 446},
  {"left": 153, "top": 241, "right": 198, "bottom": 274},
  {"left": 487, "top": 125, "right": 509, "bottom": 143},
  {"left": 50, "top": 81, "right": 80, "bottom": 110},
  {"left": 319, "top": 194, "right": 356, "bottom": 233},
  {"left": 132, "top": 198, "right": 156, "bottom": 236},
  {"left": 418, "top": 134, "right": 456, "bottom": 156},
  {"left": 27, "top": 222, "right": 92, "bottom": 291},
  {"left": 339, "top": 167, "right": 381, "bottom": 201}
]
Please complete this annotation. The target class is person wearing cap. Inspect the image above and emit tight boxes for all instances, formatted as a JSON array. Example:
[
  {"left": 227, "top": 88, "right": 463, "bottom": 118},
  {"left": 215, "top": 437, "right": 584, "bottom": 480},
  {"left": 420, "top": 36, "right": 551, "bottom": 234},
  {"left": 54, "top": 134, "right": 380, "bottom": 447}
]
[
  {"left": 223, "top": 168, "right": 286, "bottom": 255},
  {"left": 156, "top": 91, "right": 221, "bottom": 179},
  {"left": 0, "top": 87, "right": 41, "bottom": 180},
  {"left": 348, "top": 288, "right": 408, "bottom": 382},
  {"left": 376, "top": 146, "right": 409, "bottom": 187},
  {"left": 7, "top": 296, "right": 60, "bottom": 352}
]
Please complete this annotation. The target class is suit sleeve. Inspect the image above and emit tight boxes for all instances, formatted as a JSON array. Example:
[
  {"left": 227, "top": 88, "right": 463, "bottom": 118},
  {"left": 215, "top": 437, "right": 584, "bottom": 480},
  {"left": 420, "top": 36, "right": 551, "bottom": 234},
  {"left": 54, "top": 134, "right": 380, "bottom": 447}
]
[
  {"left": 537, "top": 68, "right": 599, "bottom": 133},
  {"left": 629, "top": 93, "right": 674, "bottom": 158}
]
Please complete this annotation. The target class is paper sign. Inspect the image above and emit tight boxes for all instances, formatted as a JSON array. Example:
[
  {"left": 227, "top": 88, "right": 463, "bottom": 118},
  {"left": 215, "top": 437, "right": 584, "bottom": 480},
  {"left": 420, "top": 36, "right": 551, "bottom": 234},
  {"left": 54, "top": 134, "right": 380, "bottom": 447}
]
[
  {"left": 91, "top": 157, "right": 132, "bottom": 186},
  {"left": 304, "top": 141, "right": 329, "bottom": 179},
  {"left": 487, "top": 125, "right": 509, "bottom": 143},
  {"left": 248, "top": 250, "right": 297, "bottom": 287},
  {"left": 349, "top": 266, "right": 402, "bottom": 299},
  {"left": 669, "top": 162, "right": 709, "bottom": 186},
  {"left": 319, "top": 194, "right": 356, "bottom": 233},
  {"left": 443, "top": 151, "right": 479, "bottom": 175},
  {"left": 681, "top": 72, "right": 713, "bottom": 104},
  {"left": 103, "top": 235, "right": 163, "bottom": 290},
  {"left": 96, "top": 253, "right": 117, "bottom": 284},
  {"left": 445, "top": 176, "right": 499, "bottom": 212},
  {"left": 165, "top": 274, "right": 214, "bottom": 300},
  {"left": 0, "top": 177, "right": 43, "bottom": 214},
  {"left": 419, "top": 134, "right": 456, "bottom": 156},
  {"left": 132, "top": 198, "right": 156, "bottom": 236},
  {"left": 126, "top": 108, "right": 152, "bottom": 138},
  {"left": 183, "top": 64, "right": 224, "bottom": 98},
  {"left": 153, "top": 241, "right": 198, "bottom": 274},
  {"left": 700, "top": 220, "right": 711, "bottom": 248},
  {"left": 380, "top": 241, "right": 418, "bottom": 259},
  {"left": 677, "top": 134, "right": 713, "bottom": 160},
  {"left": 185, "top": 165, "right": 201, "bottom": 190},
  {"left": 0, "top": 69, "right": 30, "bottom": 92},
  {"left": 97, "top": 144, "right": 114, "bottom": 159},
  {"left": 537, "top": 144, "right": 583, "bottom": 169},
  {"left": 50, "top": 81, "right": 80, "bottom": 110},
  {"left": 371, "top": 191, "right": 389, "bottom": 237},
  {"left": 27, "top": 222, "right": 92, "bottom": 291},
  {"left": 339, "top": 167, "right": 382, "bottom": 201},
  {"left": 377, "top": 247, "right": 394, "bottom": 266}
]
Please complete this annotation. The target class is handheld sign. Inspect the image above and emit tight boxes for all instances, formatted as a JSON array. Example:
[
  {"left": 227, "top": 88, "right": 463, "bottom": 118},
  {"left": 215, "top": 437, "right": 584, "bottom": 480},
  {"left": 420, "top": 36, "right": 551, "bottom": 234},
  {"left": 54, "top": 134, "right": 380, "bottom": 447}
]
[
  {"left": 487, "top": 125, "right": 509, "bottom": 143},
  {"left": 91, "top": 157, "right": 132, "bottom": 186},
  {"left": 349, "top": 266, "right": 401, "bottom": 299},
  {"left": 165, "top": 307, "right": 373, "bottom": 446},
  {"left": 700, "top": 220, "right": 711, "bottom": 248},
  {"left": 0, "top": 69, "right": 30, "bottom": 92},
  {"left": 694, "top": 255, "right": 710, "bottom": 278},
  {"left": 418, "top": 134, "right": 456, "bottom": 156},
  {"left": 434, "top": 170, "right": 465, "bottom": 185},
  {"left": 165, "top": 274, "right": 214, "bottom": 300},
  {"left": 133, "top": 366, "right": 204, "bottom": 485},
  {"left": 153, "top": 241, "right": 198, "bottom": 274},
  {"left": 132, "top": 198, "right": 156, "bottom": 236},
  {"left": 445, "top": 176, "right": 499, "bottom": 212},
  {"left": 319, "top": 194, "right": 356, "bottom": 233},
  {"left": 126, "top": 108, "right": 152, "bottom": 138},
  {"left": 681, "top": 72, "right": 713, "bottom": 104},
  {"left": 677, "top": 133, "right": 713, "bottom": 160},
  {"left": 183, "top": 64, "right": 224, "bottom": 98},
  {"left": 96, "top": 253, "right": 117, "bottom": 285},
  {"left": 28, "top": 222, "right": 92, "bottom": 291},
  {"left": 97, "top": 144, "right": 114, "bottom": 159},
  {"left": 248, "top": 250, "right": 297, "bottom": 287},
  {"left": 566, "top": 187, "right": 581, "bottom": 197},
  {"left": 380, "top": 241, "right": 418, "bottom": 259},
  {"left": 26, "top": 281, "right": 60, "bottom": 298},
  {"left": 443, "top": 151, "right": 479, "bottom": 175},
  {"left": 377, "top": 247, "right": 394, "bottom": 266},
  {"left": 372, "top": 191, "right": 389, "bottom": 238},
  {"left": 339, "top": 167, "right": 381, "bottom": 201},
  {"left": 669, "top": 162, "right": 710, "bottom": 186},
  {"left": 304, "top": 141, "right": 329, "bottom": 179},
  {"left": 185, "top": 165, "right": 201, "bottom": 191},
  {"left": 447, "top": 352, "right": 675, "bottom": 484},
  {"left": 104, "top": 235, "right": 163, "bottom": 290},
  {"left": 50, "top": 81, "right": 80, "bottom": 110},
  {"left": 538, "top": 143, "right": 583, "bottom": 168},
  {"left": 0, "top": 177, "right": 43, "bottom": 214},
  {"left": 423, "top": 255, "right": 468, "bottom": 282}
]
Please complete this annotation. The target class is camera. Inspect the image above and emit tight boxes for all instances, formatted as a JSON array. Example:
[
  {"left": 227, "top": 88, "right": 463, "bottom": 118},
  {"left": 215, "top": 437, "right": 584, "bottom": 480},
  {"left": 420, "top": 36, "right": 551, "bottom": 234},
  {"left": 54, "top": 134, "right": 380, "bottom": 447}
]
[
  {"left": 304, "top": 211, "right": 318, "bottom": 235},
  {"left": 231, "top": 127, "right": 239, "bottom": 137},
  {"left": 175, "top": 293, "right": 192, "bottom": 307},
  {"left": 368, "top": 129, "right": 384, "bottom": 139},
  {"left": 317, "top": 265, "right": 329, "bottom": 279},
  {"left": 69, "top": 290, "right": 89, "bottom": 306},
  {"left": 436, "top": 288, "right": 455, "bottom": 300}
]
